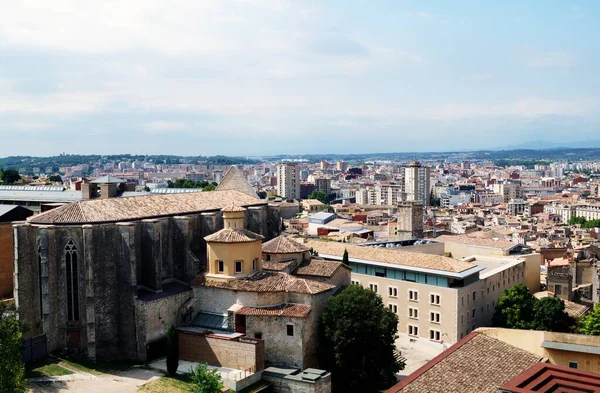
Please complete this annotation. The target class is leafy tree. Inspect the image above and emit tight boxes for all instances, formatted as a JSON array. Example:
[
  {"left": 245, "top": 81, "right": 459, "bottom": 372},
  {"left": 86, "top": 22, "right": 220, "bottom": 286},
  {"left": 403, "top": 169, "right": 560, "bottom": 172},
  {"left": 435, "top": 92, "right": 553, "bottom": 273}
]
[
  {"left": 532, "top": 297, "right": 574, "bottom": 333},
  {"left": 166, "top": 325, "right": 179, "bottom": 376},
  {"left": 0, "top": 302, "right": 26, "bottom": 393},
  {"left": 319, "top": 285, "right": 405, "bottom": 392},
  {"left": 308, "top": 190, "right": 329, "bottom": 204},
  {"left": 257, "top": 191, "right": 267, "bottom": 199},
  {"left": 0, "top": 168, "right": 21, "bottom": 185},
  {"left": 568, "top": 216, "right": 587, "bottom": 226},
  {"left": 579, "top": 304, "right": 600, "bottom": 335},
  {"left": 48, "top": 175, "right": 62, "bottom": 183},
  {"left": 342, "top": 249, "right": 349, "bottom": 265},
  {"left": 492, "top": 284, "right": 536, "bottom": 329},
  {"left": 189, "top": 362, "right": 223, "bottom": 393}
]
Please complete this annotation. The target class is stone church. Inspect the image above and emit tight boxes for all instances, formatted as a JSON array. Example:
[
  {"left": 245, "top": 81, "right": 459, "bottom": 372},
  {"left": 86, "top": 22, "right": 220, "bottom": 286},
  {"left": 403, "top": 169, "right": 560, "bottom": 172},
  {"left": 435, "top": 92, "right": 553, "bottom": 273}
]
[{"left": 13, "top": 167, "right": 281, "bottom": 360}]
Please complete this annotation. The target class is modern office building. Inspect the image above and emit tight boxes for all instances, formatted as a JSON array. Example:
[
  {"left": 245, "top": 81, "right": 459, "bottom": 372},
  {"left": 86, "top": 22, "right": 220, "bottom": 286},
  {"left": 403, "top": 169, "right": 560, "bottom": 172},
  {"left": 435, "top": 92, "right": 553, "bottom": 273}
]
[{"left": 306, "top": 236, "right": 540, "bottom": 345}]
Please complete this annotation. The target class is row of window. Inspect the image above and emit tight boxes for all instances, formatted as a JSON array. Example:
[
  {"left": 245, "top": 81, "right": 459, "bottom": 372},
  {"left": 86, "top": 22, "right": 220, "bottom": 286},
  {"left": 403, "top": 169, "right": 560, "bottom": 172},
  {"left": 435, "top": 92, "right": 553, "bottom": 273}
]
[
  {"left": 388, "top": 305, "right": 441, "bottom": 324},
  {"left": 353, "top": 281, "right": 443, "bottom": 306},
  {"left": 407, "top": 325, "right": 442, "bottom": 342},
  {"left": 217, "top": 258, "right": 258, "bottom": 274}
]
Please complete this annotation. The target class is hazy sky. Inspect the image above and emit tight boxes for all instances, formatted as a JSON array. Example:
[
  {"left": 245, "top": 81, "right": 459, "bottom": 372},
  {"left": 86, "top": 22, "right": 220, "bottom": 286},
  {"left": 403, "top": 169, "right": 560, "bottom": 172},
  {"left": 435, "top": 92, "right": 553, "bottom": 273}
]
[{"left": 1, "top": 0, "right": 599, "bottom": 156}]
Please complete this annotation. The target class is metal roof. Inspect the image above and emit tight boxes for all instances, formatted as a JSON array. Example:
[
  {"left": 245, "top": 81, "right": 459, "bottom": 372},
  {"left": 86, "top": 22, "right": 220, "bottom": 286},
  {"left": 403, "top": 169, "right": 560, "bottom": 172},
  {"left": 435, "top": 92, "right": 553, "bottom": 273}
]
[
  {"left": 191, "top": 312, "right": 230, "bottom": 331},
  {"left": 0, "top": 185, "right": 65, "bottom": 192},
  {"left": 0, "top": 205, "right": 18, "bottom": 216},
  {"left": 541, "top": 340, "right": 600, "bottom": 355},
  {"left": 0, "top": 188, "right": 82, "bottom": 203}
]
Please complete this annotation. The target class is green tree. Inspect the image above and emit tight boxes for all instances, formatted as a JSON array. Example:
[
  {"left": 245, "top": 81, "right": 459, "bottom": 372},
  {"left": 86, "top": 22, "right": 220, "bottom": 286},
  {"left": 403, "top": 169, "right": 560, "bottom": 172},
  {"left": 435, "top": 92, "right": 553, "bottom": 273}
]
[
  {"left": 48, "top": 175, "right": 62, "bottom": 183},
  {"left": 579, "top": 304, "right": 600, "bottom": 335},
  {"left": 342, "top": 249, "right": 349, "bottom": 265},
  {"left": 532, "top": 297, "right": 574, "bottom": 333},
  {"left": 189, "top": 362, "right": 223, "bottom": 393},
  {"left": 492, "top": 284, "right": 536, "bottom": 329},
  {"left": 166, "top": 325, "right": 179, "bottom": 376},
  {"left": 308, "top": 190, "right": 329, "bottom": 204},
  {"left": 0, "top": 168, "right": 21, "bottom": 185},
  {"left": 0, "top": 302, "right": 26, "bottom": 393},
  {"left": 319, "top": 285, "right": 405, "bottom": 392},
  {"left": 568, "top": 216, "right": 587, "bottom": 226}
]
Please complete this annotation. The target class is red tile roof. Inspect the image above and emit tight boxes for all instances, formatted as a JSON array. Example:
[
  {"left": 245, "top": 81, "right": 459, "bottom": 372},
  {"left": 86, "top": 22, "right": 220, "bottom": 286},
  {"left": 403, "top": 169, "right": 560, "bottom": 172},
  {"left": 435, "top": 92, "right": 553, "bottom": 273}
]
[
  {"left": 500, "top": 363, "right": 600, "bottom": 392},
  {"left": 237, "top": 303, "right": 312, "bottom": 318},
  {"left": 262, "top": 235, "right": 309, "bottom": 254},
  {"left": 386, "top": 332, "right": 542, "bottom": 393},
  {"left": 204, "top": 228, "right": 264, "bottom": 243},
  {"left": 194, "top": 271, "right": 335, "bottom": 294}
]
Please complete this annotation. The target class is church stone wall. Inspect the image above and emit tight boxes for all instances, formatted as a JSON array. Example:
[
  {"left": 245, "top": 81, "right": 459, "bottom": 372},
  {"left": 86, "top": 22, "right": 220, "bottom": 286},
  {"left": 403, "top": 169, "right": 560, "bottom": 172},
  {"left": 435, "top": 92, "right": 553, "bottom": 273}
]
[{"left": 13, "top": 202, "right": 278, "bottom": 360}]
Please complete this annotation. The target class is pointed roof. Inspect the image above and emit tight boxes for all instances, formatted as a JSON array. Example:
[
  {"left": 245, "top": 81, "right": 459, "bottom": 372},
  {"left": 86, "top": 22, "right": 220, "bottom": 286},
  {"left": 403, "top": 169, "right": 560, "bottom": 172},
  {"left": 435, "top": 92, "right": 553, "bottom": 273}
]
[
  {"left": 204, "top": 228, "right": 264, "bottom": 243},
  {"left": 262, "top": 235, "right": 310, "bottom": 254},
  {"left": 221, "top": 203, "right": 246, "bottom": 213},
  {"left": 215, "top": 166, "right": 259, "bottom": 198},
  {"left": 90, "top": 175, "right": 127, "bottom": 184}
]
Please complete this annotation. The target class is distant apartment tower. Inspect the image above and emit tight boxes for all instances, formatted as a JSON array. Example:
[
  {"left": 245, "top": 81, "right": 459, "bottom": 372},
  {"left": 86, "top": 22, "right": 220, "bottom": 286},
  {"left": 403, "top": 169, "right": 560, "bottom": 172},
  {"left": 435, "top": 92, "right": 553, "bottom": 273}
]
[
  {"left": 276, "top": 163, "right": 300, "bottom": 200},
  {"left": 314, "top": 178, "right": 332, "bottom": 196},
  {"left": 405, "top": 161, "right": 431, "bottom": 206}
]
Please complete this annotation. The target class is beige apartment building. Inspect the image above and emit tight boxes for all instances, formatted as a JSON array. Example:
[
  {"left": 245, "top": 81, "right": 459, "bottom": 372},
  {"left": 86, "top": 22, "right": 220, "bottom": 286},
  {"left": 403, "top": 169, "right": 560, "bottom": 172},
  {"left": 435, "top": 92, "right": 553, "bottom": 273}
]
[{"left": 306, "top": 236, "right": 541, "bottom": 345}]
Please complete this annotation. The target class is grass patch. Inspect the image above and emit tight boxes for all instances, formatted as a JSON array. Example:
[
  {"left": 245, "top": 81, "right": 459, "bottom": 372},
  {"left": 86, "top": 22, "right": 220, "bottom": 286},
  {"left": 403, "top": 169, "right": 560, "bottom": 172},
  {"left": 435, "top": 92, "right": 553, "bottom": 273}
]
[
  {"left": 25, "top": 358, "right": 74, "bottom": 379},
  {"left": 58, "top": 355, "right": 141, "bottom": 375},
  {"left": 138, "top": 375, "right": 195, "bottom": 393}
]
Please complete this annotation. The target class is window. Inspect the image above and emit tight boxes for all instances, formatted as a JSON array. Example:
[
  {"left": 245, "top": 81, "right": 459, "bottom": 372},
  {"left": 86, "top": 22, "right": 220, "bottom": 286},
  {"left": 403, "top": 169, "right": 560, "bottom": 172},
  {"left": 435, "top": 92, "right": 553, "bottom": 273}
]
[
  {"left": 286, "top": 324, "right": 294, "bottom": 336},
  {"left": 487, "top": 287, "right": 490, "bottom": 294},
  {"left": 254, "top": 332, "right": 263, "bottom": 339},
  {"left": 555, "top": 284, "right": 563, "bottom": 295},
  {"left": 429, "top": 329, "right": 441, "bottom": 342},
  {"left": 486, "top": 303, "right": 490, "bottom": 311},
  {"left": 369, "top": 283, "right": 379, "bottom": 293},
  {"left": 467, "top": 293, "right": 470, "bottom": 304},
  {"left": 461, "top": 296, "right": 464, "bottom": 306},
  {"left": 252, "top": 258, "right": 257, "bottom": 271},
  {"left": 388, "top": 286, "right": 398, "bottom": 298},
  {"left": 351, "top": 280, "right": 360, "bottom": 286},
  {"left": 217, "top": 260, "right": 224, "bottom": 273},
  {"left": 472, "top": 291, "right": 476, "bottom": 301},
  {"left": 461, "top": 315, "right": 464, "bottom": 325},
  {"left": 408, "top": 325, "right": 419, "bottom": 337},
  {"left": 492, "top": 284, "right": 495, "bottom": 291},
  {"left": 65, "top": 240, "right": 79, "bottom": 322},
  {"left": 235, "top": 260, "right": 243, "bottom": 273},
  {"left": 472, "top": 309, "right": 476, "bottom": 318},
  {"left": 430, "top": 293, "right": 441, "bottom": 305},
  {"left": 408, "top": 289, "right": 419, "bottom": 302},
  {"left": 388, "top": 304, "right": 398, "bottom": 314},
  {"left": 430, "top": 311, "right": 441, "bottom": 324},
  {"left": 266, "top": 254, "right": 271, "bottom": 261},
  {"left": 569, "top": 361, "right": 578, "bottom": 369},
  {"left": 408, "top": 307, "right": 419, "bottom": 319}
]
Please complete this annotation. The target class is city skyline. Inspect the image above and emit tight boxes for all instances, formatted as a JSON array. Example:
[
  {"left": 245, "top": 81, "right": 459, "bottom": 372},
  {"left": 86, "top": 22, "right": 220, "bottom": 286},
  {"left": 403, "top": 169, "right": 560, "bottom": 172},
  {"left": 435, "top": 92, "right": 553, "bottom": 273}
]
[{"left": 1, "top": 1, "right": 600, "bottom": 156}]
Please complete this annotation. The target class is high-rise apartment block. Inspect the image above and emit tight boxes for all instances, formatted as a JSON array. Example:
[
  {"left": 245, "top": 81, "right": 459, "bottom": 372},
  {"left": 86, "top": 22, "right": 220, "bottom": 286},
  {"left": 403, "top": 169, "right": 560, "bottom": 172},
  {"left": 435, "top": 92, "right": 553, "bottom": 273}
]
[
  {"left": 405, "top": 161, "right": 431, "bottom": 206},
  {"left": 276, "top": 163, "right": 300, "bottom": 200}
]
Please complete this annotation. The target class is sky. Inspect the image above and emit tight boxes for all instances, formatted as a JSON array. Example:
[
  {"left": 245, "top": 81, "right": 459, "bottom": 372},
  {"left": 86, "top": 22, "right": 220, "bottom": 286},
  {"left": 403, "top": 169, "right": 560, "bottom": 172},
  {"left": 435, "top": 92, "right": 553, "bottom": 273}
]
[{"left": 1, "top": 0, "right": 600, "bottom": 157}]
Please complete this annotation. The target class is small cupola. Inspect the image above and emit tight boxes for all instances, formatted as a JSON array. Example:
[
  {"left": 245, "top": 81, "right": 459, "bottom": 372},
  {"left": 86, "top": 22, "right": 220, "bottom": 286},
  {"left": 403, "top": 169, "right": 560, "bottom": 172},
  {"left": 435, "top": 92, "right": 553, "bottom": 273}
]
[{"left": 222, "top": 204, "right": 246, "bottom": 229}]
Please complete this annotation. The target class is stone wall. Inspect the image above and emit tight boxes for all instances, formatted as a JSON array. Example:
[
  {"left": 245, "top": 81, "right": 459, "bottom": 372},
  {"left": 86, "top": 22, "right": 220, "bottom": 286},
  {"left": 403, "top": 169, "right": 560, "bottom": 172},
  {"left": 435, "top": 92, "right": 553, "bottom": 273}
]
[
  {"left": 136, "top": 289, "right": 192, "bottom": 345},
  {"left": 245, "top": 316, "right": 306, "bottom": 368},
  {"left": 0, "top": 223, "right": 13, "bottom": 298},
  {"left": 178, "top": 330, "right": 265, "bottom": 371}
]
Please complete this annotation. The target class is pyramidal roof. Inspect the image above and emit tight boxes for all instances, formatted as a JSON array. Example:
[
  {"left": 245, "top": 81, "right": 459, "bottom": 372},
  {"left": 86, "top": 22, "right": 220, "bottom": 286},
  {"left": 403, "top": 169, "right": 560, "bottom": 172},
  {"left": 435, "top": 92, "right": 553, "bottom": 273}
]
[
  {"left": 262, "top": 235, "right": 310, "bottom": 254},
  {"left": 215, "top": 166, "right": 259, "bottom": 199}
]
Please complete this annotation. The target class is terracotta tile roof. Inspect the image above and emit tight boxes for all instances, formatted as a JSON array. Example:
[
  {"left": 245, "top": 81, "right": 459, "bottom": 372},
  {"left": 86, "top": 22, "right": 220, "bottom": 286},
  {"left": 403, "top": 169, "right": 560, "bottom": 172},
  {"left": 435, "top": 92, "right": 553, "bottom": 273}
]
[
  {"left": 305, "top": 240, "right": 476, "bottom": 273},
  {"left": 262, "top": 260, "right": 296, "bottom": 272},
  {"left": 436, "top": 234, "right": 520, "bottom": 250},
  {"left": 236, "top": 303, "right": 312, "bottom": 318},
  {"left": 204, "top": 228, "right": 264, "bottom": 243},
  {"left": 294, "top": 259, "right": 348, "bottom": 277},
  {"left": 215, "top": 166, "right": 259, "bottom": 198},
  {"left": 195, "top": 271, "right": 335, "bottom": 294},
  {"left": 221, "top": 203, "right": 246, "bottom": 212},
  {"left": 28, "top": 190, "right": 262, "bottom": 225},
  {"left": 262, "top": 235, "right": 309, "bottom": 254},
  {"left": 387, "top": 333, "right": 542, "bottom": 393}
]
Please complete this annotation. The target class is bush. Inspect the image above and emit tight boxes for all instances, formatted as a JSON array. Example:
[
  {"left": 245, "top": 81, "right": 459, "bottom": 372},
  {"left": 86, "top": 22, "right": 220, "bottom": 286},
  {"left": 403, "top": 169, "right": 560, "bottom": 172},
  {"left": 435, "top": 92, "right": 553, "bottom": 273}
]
[{"left": 189, "top": 362, "right": 223, "bottom": 393}]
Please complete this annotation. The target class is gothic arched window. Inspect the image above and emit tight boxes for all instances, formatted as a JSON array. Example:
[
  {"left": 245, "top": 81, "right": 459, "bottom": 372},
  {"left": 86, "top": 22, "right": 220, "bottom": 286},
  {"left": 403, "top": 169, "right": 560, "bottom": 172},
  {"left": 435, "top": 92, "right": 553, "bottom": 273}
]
[{"left": 65, "top": 240, "right": 79, "bottom": 322}]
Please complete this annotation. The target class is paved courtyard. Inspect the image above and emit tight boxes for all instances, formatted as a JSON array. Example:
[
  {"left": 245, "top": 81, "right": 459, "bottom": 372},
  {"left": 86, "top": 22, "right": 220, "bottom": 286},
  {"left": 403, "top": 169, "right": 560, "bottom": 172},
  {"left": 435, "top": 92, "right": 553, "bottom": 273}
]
[{"left": 395, "top": 334, "right": 446, "bottom": 380}]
